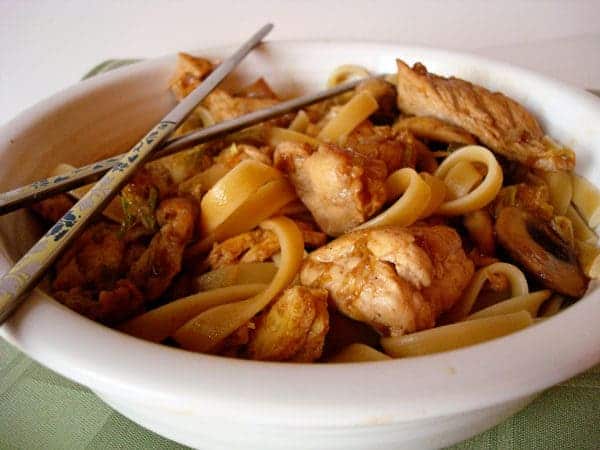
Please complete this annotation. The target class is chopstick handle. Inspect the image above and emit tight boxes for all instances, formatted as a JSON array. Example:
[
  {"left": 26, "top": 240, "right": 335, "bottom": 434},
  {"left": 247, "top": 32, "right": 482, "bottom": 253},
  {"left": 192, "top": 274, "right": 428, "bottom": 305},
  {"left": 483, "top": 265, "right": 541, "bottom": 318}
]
[
  {"left": 0, "top": 120, "right": 177, "bottom": 323},
  {"left": 0, "top": 23, "right": 273, "bottom": 324},
  {"left": 0, "top": 77, "right": 362, "bottom": 215}
]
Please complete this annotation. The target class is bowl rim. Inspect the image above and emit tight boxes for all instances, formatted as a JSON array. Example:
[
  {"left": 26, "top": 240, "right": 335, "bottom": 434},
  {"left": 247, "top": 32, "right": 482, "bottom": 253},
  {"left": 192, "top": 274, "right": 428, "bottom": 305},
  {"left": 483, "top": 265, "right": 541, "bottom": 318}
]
[{"left": 1, "top": 40, "right": 599, "bottom": 427}]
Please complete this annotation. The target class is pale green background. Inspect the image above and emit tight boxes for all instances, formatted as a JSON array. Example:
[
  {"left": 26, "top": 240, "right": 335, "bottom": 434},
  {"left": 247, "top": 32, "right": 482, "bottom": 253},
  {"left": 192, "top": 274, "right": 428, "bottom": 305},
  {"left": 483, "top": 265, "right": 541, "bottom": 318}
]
[{"left": 1, "top": 338, "right": 599, "bottom": 449}]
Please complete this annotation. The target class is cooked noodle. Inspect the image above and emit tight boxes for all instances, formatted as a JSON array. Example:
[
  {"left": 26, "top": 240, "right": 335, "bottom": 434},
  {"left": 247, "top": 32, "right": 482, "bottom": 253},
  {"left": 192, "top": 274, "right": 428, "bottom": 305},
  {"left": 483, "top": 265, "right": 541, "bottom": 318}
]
[{"left": 40, "top": 56, "right": 600, "bottom": 363}]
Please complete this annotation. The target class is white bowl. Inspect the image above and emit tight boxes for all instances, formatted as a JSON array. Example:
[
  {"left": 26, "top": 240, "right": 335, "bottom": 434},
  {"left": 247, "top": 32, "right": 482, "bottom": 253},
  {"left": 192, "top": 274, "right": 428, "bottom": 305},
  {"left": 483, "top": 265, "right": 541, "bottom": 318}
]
[{"left": 1, "top": 42, "right": 599, "bottom": 450}]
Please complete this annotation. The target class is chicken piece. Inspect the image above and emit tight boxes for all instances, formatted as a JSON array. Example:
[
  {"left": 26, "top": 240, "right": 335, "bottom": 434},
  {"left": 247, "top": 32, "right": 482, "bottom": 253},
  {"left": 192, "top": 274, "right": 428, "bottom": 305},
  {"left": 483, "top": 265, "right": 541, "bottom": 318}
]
[
  {"left": 128, "top": 197, "right": 197, "bottom": 301},
  {"left": 296, "top": 220, "right": 329, "bottom": 248},
  {"left": 120, "top": 167, "right": 168, "bottom": 234},
  {"left": 207, "top": 229, "right": 277, "bottom": 269},
  {"left": 393, "top": 116, "right": 477, "bottom": 146},
  {"left": 467, "top": 249, "right": 500, "bottom": 269},
  {"left": 246, "top": 285, "right": 329, "bottom": 362},
  {"left": 274, "top": 142, "right": 387, "bottom": 236},
  {"left": 289, "top": 292, "right": 330, "bottom": 362},
  {"left": 395, "top": 59, "right": 575, "bottom": 171},
  {"left": 51, "top": 221, "right": 148, "bottom": 324},
  {"left": 53, "top": 222, "right": 126, "bottom": 292},
  {"left": 345, "top": 121, "right": 418, "bottom": 172},
  {"left": 407, "top": 226, "right": 475, "bottom": 315},
  {"left": 31, "top": 194, "right": 74, "bottom": 223},
  {"left": 169, "top": 52, "right": 214, "bottom": 100},
  {"left": 54, "top": 280, "right": 144, "bottom": 325},
  {"left": 235, "top": 78, "right": 279, "bottom": 99},
  {"left": 300, "top": 226, "right": 474, "bottom": 336},
  {"left": 202, "top": 89, "right": 280, "bottom": 123},
  {"left": 207, "top": 221, "right": 327, "bottom": 269}
]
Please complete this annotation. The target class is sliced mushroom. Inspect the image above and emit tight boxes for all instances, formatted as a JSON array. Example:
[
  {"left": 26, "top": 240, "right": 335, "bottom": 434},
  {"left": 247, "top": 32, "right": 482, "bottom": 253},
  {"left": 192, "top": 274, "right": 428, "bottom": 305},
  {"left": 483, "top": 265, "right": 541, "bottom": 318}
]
[{"left": 495, "top": 207, "right": 589, "bottom": 298}]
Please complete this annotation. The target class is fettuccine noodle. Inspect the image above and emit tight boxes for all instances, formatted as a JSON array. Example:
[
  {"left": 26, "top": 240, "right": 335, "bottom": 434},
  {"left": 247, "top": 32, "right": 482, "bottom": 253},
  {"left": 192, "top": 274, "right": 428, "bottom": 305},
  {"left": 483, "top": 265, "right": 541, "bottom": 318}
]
[
  {"left": 120, "top": 284, "right": 267, "bottom": 343},
  {"left": 443, "top": 160, "right": 483, "bottom": 200},
  {"left": 326, "top": 64, "right": 370, "bottom": 87},
  {"left": 196, "top": 262, "right": 278, "bottom": 291},
  {"left": 381, "top": 311, "right": 533, "bottom": 357},
  {"left": 288, "top": 110, "right": 310, "bottom": 133},
  {"left": 267, "top": 127, "right": 320, "bottom": 147},
  {"left": 328, "top": 343, "right": 391, "bottom": 363},
  {"left": 571, "top": 173, "right": 600, "bottom": 228},
  {"left": 465, "top": 290, "right": 550, "bottom": 321},
  {"left": 358, "top": 168, "right": 431, "bottom": 229},
  {"left": 445, "top": 262, "right": 529, "bottom": 322},
  {"left": 189, "top": 177, "right": 297, "bottom": 255},
  {"left": 173, "top": 217, "right": 304, "bottom": 352},
  {"left": 200, "top": 160, "right": 283, "bottom": 234},
  {"left": 434, "top": 145, "right": 503, "bottom": 215},
  {"left": 318, "top": 91, "right": 379, "bottom": 143}
]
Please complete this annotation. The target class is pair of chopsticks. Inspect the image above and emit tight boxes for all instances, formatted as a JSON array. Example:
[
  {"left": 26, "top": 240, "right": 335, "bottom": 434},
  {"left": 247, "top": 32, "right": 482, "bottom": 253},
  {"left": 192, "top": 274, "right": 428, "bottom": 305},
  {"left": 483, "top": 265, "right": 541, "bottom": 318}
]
[
  {"left": 0, "top": 76, "right": 362, "bottom": 215},
  {"left": 0, "top": 24, "right": 365, "bottom": 324}
]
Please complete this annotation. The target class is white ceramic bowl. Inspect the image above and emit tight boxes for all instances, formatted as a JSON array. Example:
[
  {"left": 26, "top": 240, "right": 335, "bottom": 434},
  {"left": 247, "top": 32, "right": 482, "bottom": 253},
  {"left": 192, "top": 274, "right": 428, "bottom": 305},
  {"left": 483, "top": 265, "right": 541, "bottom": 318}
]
[{"left": 1, "top": 42, "right": 600, "bottom": 450}]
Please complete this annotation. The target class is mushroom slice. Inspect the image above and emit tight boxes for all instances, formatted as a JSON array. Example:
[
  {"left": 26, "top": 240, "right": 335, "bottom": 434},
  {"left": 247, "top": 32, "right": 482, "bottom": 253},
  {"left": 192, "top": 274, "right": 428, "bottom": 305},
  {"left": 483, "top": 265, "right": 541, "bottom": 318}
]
[{"left": 495, "top": 207, "right": 589, "bottom": 298}]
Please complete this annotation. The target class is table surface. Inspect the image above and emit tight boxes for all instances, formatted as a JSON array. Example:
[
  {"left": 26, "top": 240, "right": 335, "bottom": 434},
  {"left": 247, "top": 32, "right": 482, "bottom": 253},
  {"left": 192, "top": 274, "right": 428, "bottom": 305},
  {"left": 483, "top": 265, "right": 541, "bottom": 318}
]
[{"left": 1, "top": 1, "right": 599, "bottom": 448}]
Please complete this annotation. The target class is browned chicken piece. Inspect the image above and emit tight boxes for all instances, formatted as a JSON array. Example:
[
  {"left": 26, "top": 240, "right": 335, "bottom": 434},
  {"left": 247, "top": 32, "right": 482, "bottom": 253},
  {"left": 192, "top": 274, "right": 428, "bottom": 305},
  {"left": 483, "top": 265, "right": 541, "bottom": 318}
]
[
  {"left": 207, "top": 221, "right": 327, "bottom": 269},
  {"left": 31, "top": 194, "right": 74, "bottom": 223},
  {"left": 407, "top": 226, "right": 475, "bottom": 315},
  {"left": 395, "top": 59, "right": 575, "bottom": 171},
  {"left": 274, "top": 142, "right": 387, "bottom": 236},
  {"left": 53, "top": 222, "right": 126, "bottom": 292},
  {"left": 235, "top": 77, "right": 279, "bottom": 99},
  {"left": 52, "top": 221, "right": 144, "bottom": 324},
  {"left": 345, "top": 121, "right": 418, "bottom": 172},
  {"left": 54, "top": 280, "right": 144, "bottom": 325},
  {"left": 467, "top": 249, "right": 500, "bottom": 269},
  {"left": 128, "top": 197, "right": 197, "bottom": 301},
  {"left": 393, "top": 116, "right": 477, "bottom": 146},
  {"left": 169, "top": 52, "right": 214, "bottom": 100},
  {"left": 300, "top": 226, "right": 474, "bottom": 336},
  {"left": 207, "top": 229, "right": 277, "bottom": 269},
  {"left": 246, "top": 285, "right": 330, "bottom": 362},
  {"left": 120, "top": 161, "right": 186, "bottom": 235},
  {"left": 289, "top": 295, "right": 330, "bottom": 362}
]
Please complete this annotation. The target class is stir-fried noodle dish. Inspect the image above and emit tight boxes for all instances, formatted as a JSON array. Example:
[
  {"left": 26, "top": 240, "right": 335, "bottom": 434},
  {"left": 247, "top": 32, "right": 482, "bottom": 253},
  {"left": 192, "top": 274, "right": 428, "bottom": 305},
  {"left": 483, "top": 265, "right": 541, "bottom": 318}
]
[{"left": 32, "top": 53, "right": 600, "bottom": 362}]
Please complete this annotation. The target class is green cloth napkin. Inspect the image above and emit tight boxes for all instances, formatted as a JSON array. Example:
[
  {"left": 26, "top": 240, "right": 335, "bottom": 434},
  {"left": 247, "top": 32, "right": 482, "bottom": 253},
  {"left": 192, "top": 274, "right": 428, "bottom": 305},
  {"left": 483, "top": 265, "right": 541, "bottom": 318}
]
[
  {"left": 0, "top": 60, "right": 598, "bottom": 450},
  {"left": 1, "top": 338, "right": 598, "bottom": 449}
]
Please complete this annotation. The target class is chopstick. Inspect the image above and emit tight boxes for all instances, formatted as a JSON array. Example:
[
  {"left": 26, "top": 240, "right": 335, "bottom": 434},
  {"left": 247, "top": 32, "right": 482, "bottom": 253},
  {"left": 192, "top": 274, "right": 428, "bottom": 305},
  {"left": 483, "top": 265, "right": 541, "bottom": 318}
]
[
  {"left": 0, "top": 78, "right": 365, "bottom": 215},
  {"left": 0, "top": 23, "right": 273, "bottom": 324}
]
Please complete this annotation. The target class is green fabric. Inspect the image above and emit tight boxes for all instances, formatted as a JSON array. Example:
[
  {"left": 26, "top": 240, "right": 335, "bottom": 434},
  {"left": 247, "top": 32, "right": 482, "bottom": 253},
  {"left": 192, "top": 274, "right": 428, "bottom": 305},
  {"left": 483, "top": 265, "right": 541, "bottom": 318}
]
[
  {"left": 1, "top": 338, "right": 598, "bottom": 449},
  {"left": 82, "top": 59, "right": 142, "bottom": 80},
  {"left": 0, "top": 60, "right": 598, "bottom": 449}
]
